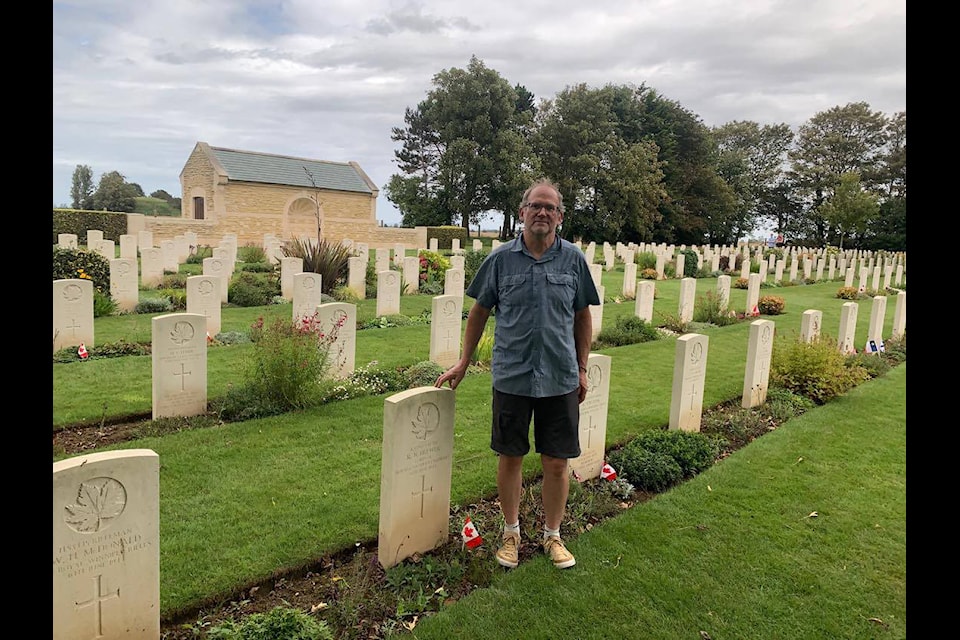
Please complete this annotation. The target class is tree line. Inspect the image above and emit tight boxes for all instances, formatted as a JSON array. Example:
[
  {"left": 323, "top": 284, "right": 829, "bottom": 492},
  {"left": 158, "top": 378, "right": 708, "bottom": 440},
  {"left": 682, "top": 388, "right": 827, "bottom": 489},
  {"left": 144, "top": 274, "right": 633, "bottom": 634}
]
[
  {"left": 385, "top": 56, "right": 905, "bottom": 251},
  {"left": 67, "top": 165, "right": 181, "bottom": 215}
]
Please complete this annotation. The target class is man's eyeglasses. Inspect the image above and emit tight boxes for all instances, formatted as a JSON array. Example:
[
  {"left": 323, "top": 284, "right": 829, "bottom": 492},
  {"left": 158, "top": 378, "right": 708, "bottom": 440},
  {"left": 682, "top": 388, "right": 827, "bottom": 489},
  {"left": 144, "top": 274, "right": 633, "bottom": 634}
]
[{"left": 524, "top": 202, "right": 559, "bottom": 213}]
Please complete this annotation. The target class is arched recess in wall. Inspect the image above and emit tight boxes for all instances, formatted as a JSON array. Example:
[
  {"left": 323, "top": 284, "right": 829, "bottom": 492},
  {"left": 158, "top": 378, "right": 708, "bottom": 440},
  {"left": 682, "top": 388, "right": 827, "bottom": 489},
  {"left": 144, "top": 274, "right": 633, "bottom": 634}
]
[{"left": 283, "top": 193, "right": 323, "bottom": 242}]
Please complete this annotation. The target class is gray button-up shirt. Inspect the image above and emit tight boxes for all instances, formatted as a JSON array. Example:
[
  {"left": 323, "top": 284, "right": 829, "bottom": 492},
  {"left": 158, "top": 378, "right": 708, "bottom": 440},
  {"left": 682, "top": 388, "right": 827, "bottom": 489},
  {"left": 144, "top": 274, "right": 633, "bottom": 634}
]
[{"left": 466, "top": 235, "right": 601, "bottom": 398}]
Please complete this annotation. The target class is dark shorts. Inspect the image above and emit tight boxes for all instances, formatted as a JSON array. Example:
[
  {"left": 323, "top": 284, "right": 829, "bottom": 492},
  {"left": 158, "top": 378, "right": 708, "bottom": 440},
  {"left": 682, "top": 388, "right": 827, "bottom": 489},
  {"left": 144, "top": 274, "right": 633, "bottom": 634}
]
[{"left": 491, "top": 388, "right": 581, "bottom": 459}]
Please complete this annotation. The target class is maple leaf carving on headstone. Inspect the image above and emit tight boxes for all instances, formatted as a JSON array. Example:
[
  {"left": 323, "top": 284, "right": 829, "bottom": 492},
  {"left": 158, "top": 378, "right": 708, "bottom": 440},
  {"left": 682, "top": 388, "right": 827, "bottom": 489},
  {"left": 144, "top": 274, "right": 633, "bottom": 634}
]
[
  {"left": 64, "top": 478, "right": 127, "bottom": 533},
  {"left": 411, "top": 402, "right": 440, "bottom": 440}
]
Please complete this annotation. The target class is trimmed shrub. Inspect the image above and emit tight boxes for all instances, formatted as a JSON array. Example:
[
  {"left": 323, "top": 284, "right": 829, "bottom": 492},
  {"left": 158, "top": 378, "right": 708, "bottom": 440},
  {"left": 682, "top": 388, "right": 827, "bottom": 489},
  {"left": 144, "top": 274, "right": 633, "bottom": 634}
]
[
  {"left": 229, "top": 272, "right": 280, "bottom": 307},
  {"left": 135, "top": 297, "right": 173, "bottom": 314},
  {"left": 403, "top": 361, "right": 446, "bottom": 388},
  {"left": 631, "top": 429, "right": 720, "bottom": 477},
  {"left": 595, "top": 315, "right": 661, "bottom": 348},
  {"left": 607, "top": 445, "right": 683, "bottom": 493},
  {"left": 52, "top": 247, "right": 110, "bottom": 294},
  {"left": 757, "top": 295, "right": 785, "bottom": 315},
  {"left": 771, "top": 336, "right": 872, "bottom": 404},
  {"left": 206, "top": 605, "right": 332, "bottom": 640}
]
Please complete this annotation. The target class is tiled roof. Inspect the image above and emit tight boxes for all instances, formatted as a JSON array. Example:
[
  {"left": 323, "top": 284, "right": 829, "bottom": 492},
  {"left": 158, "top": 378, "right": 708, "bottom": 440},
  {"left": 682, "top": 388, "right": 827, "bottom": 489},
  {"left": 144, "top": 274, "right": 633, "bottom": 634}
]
[{"left": 209, "top": 146, "right": 374, "bottom": 194}]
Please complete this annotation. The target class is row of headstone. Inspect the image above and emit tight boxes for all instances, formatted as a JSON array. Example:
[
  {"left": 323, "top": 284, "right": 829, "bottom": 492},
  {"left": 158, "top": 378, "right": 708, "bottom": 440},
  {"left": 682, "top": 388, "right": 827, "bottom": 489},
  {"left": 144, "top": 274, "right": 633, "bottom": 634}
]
[{"left": 53, "top": 284, "right": 906, "bottom": 634}]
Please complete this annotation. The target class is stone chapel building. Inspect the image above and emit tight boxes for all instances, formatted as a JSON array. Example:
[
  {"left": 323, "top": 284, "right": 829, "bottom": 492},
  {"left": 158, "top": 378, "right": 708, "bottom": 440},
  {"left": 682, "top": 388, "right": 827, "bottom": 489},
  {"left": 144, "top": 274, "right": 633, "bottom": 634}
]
[{"left": 129, "top": 142, "right": 426, "bottom": 249}]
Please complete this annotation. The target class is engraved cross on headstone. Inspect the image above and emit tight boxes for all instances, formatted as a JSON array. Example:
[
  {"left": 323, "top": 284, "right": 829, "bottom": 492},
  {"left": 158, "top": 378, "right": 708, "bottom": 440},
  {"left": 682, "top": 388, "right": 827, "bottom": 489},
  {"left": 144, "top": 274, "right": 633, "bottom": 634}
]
[
  {"left": 75, "top": 574, "right": 120, "bottom": 639},
  {"left": 412, "top": 475, "right": 433, "bottom": 518},
  {"left": 173, "top": 362, "right": 192, "bottom": 391},
  {"left": 583, "top": 414, "right": 598, "bottom": 448}
]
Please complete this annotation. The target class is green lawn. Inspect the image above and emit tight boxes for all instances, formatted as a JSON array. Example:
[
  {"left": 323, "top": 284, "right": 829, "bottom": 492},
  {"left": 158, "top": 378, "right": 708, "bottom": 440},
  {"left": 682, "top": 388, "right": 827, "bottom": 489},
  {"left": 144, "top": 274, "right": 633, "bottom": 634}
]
[{"left": 52, "top": 268, "right": 906, "bottom": 638}]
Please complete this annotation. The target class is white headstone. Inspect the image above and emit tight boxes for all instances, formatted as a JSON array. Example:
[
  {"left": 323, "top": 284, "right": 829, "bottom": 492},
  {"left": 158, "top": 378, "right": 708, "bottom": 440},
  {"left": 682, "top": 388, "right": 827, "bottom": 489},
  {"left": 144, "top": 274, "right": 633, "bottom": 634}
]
[
  {"left": 151, "top": 313, "right": 207, "bottom": 419},
  {"left": 109, "top": 258, "right": 139, "bottom": 313},
  {"left": 53, "top": 449, "right": 160, "bottom": 640},
  {"left": 160, "top": 240, "right": 178, "bottom": 273},
  {"left": 742, "top": 319, "right": 775, "bottom": 409},
  {"left": 799, "top": 310, "right": 822, "bottom": 343},
  {"left": 590, "top": 285, "right": 605, "bottom": 339},
  {"left": 715, "top": 275, "right": 731, "bottom": 312},
  {"left": 280, "top": 257, "right": 303, "bottom": 301},
  {"left": 635, "top": 280, "right": 655, "bottom": 323},
  {"left": 378, "top": 386, "right": 456, "bottom": 569},
  {"left": 444, "top": 268, "right": 465, "bottom": 298},
  {"left": 837, "top": 301, "right": 859, "bottom": 355},
  {"left": 376, "top": 271, "right": 402, "bottom": 316},
  {"left": 140, "top": 247, "right": 164, "bottom": 289},
  {"left": 58, "top": 233, "right": 78, "bottom": 249},
  {"left": 669, "top": 333, "right": 709, "bottom": 432},
  {"left": 137, "top": 230, "right": 153, "bottom": 252},
  {"left": 54, "top": 278, "right": 94, "bottom": 353},
  {"left": 119, "top": 234, "right": 138, "bottom": 259},
  {"left": 403, "top": 256, "right": 420, "bottom": 294},
  {"left": 746, "top": 273, "right": 762, "bottom": 316},
  {"left": 86, "top": 230, "right": 104, "bottom": 249},
  {"left": 866, "top": 295, "right": 887, "bottom": 350},
  {"left": 429, "top": 295, "right": 463, "bottom": 368},
  {"left": 202, "top": 257, "right": 230, "bottom": 303},
  {"left": 316, "top": 302, "right": 357, "bottom": 379},
  {"left": 622, "top": 262, "right": 637, "bottom": 298},
  {"left": 347, "top": 256, "right": 367, "bottom": 299},
  {"left": 292, "top": 272, "right": 323, "bottom": 324},
  {"left": 678, "top": 277, "right": 696, "bottom": 323},
  {"left": 589, "top": 263, "right": 603, "bottom": 290},
  {"left": 891, "top": 291, "right": 906, "bottom": 340},
  {"left": 569, "top": 353, "right": 613, "bottom": 482},
  {"left": 186, "top": 276, "right": 222, "bottom": 338}
]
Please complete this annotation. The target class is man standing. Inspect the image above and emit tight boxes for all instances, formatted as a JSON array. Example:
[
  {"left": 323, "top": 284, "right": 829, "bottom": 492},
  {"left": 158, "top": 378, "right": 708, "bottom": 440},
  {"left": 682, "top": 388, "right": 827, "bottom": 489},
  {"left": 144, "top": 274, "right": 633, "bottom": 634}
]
[{"left": 435, "top": 179, "right": 600, "bottom": 569}]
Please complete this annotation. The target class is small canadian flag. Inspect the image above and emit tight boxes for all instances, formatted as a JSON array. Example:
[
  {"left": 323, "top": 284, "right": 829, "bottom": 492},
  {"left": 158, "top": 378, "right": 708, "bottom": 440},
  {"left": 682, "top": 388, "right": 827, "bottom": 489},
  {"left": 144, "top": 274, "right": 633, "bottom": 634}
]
[
  {"left": 600, "top": 462, "right": 618, "bottom": 481},
  {"left": 461, "top": 517, "right": 483, "bottom": 549},
  {"left": 77, "top": 343, "right": 89, "bottom": 359},
  {"left": 751, "top": 304, "right": 760, "bottom": 316}
]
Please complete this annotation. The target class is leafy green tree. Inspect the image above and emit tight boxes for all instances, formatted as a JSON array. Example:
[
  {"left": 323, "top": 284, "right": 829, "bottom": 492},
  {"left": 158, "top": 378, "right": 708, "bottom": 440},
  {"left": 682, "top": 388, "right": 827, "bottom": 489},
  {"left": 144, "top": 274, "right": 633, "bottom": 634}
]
[
  {"left": 877, "top": 111, "right": 906, "bottom": 200},
  {"left": 712, "top": 121, "right": 794, "bottom": 239},
  {"left": 92, "top": 170, "right": 137, "bottom": 212},
  {"left": 70, "top": 164, "right": 95, "bottom": 210},
  {"left": 424, "top": 56, "right": 527, "bottom": 230},
  {"left": 787, "top": 102, "right": 888, "bottom": 245},
  {"left": 862, "top": 195, "right": 906, "bottom": 251},
  {"left": 817, "top": 172, "right": 879, "bottom": 249},
  {"left": 384, "top": 174, "right": 449, "bottom": 227},
  {"left": 387, "top": 56, "right": 534, "bottom": 235},
  {"left": 388, "top": 105, "right": 449, "bottom": 226},
  {"left": 628, "top": 86, "right": 734, "bottom": 245},
  {"left": 535, "top": 83, "right": 667, "bottom": 243}
]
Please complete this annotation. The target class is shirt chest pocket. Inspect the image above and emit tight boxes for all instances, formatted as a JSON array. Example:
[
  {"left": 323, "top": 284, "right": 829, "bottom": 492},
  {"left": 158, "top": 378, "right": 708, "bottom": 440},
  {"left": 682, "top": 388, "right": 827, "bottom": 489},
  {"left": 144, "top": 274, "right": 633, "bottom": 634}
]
[
  {"left": 499, "top": 274, "right": 527, "bottom": 303},
  {"left": 546, "top": 273, "right": 576, "bottom": 306}
]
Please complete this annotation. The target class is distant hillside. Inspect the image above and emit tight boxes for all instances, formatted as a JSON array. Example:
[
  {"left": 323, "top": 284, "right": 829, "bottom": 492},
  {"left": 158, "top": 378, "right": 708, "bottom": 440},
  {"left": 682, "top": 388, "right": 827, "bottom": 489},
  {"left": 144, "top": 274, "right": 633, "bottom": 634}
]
[{"left": 134, "top": 196, "right": 180, "bottom": 217}]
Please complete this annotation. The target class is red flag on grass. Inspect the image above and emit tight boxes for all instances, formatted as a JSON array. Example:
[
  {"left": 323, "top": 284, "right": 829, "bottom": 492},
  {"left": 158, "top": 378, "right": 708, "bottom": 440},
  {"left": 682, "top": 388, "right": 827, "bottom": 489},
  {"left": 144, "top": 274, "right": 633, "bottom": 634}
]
[
  {"left": 461, "top": 517, "right": 483, "bottom": 549},
  {"left": 77, "top": 343, "right": 89, "bottom": 359},
  {"left": 601, "top": 462, "right": 618, "bottom": 481}
]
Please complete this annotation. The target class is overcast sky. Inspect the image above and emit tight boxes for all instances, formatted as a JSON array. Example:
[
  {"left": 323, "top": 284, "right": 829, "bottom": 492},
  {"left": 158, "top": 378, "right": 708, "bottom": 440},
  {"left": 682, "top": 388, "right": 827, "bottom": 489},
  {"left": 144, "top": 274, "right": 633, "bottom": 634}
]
[{"left": 53, "top": 0, "right": 905, "bottom": 228}]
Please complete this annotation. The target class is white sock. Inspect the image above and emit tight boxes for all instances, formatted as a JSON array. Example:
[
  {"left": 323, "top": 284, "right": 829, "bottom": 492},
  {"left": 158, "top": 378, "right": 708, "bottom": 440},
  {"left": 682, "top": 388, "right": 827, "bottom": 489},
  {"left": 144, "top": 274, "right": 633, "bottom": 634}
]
[
  {"left": 504, "top": 521, "right": 520, "bottom": 536},
  {"left": 543, "top": 526, "right": 560, "bottom": 541}
]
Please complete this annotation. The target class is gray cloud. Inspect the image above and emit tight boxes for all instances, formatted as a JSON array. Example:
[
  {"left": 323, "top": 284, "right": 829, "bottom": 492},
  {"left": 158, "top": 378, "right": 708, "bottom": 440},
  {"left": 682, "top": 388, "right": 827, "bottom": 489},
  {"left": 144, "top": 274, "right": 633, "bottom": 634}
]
[{"left": 52, "top": 0, "right": 905, "bottom": 226}]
